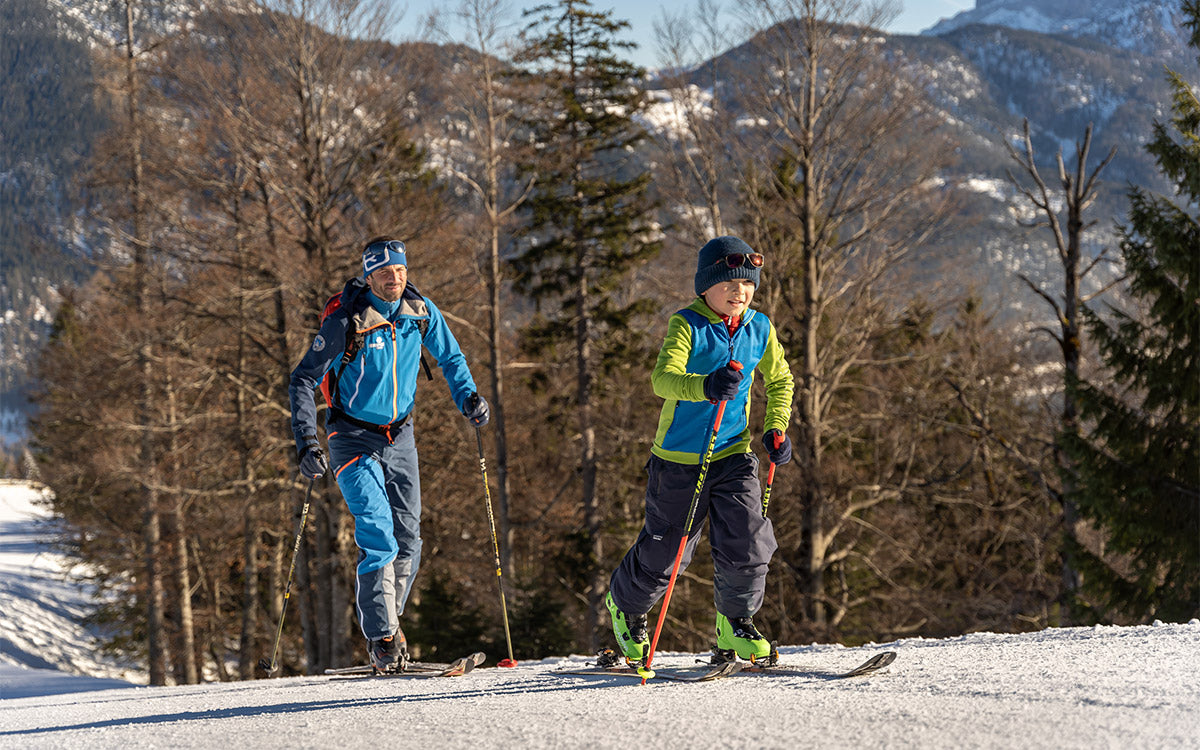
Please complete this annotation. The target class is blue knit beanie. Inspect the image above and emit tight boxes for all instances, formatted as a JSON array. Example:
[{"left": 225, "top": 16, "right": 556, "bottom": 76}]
[
  {"left": 361, "top": 238, "right": 407, "bottom": 278},
  {"left": 694, "top": 236, "right": 761, "bottom": 296}
]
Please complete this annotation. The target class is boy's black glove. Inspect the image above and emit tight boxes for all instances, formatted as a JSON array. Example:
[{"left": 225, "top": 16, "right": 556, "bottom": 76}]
[
  {"left": 463, "top": 392, "right": 490, "bottom": 427},
  {"left": 298, "top": 437, "right": 328, "bottom": 480},
  {"left": 762, "top": 429, "right": 792, "bottom": 466},
  {"left": 703, "top": 362, "right": 743, "bottom": 402}
]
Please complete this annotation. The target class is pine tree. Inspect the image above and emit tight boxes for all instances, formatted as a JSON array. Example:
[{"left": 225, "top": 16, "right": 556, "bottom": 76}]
[
  {"left": 511, "top": 0, "right": 661, "bottom": 649},
  {"left": 1063, "top": 1, "right": 1200, "bottom": 622}
]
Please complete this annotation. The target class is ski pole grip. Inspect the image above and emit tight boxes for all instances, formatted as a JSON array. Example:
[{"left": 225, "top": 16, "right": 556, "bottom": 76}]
[
  {"left": 729, "top": 359, "right": 743, "bottom": 371},
  {"left": 773, "top": 431, "right": 783, "bottom": 449}
]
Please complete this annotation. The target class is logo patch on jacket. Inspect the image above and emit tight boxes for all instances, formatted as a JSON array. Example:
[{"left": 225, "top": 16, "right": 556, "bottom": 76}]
[
  {"left": 368, "top": 336, "right": 386, "bottom": 350},
  {"left": 312, "top": 335, "right": 326, "bottom": 352}
]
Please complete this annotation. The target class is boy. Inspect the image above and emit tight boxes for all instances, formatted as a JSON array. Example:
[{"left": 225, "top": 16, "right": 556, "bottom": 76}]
[{"left": 606, "top": 236, "right": 794, "bottom": 663}]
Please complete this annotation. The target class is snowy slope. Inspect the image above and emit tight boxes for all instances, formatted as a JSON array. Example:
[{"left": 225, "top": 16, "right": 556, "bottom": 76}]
[
  {"left": 1, "top": 481, "right": 1198, "bottom": 749},
  {"left": 0, "top": 481, "right": 143, "bottom": 687}
]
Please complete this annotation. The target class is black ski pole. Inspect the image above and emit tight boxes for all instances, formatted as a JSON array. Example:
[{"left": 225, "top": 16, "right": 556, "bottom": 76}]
[
  {"left": 475, "top": 426, "right": 517, "bottom": 667},
  {"left": 258, "top": 478, "right": 314, "bottom": 675}
]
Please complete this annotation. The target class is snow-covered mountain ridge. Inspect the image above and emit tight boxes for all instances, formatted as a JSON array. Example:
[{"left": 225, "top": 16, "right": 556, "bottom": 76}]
[{"left": 928, "top": 0, "right": 1189, "bottom": 65}]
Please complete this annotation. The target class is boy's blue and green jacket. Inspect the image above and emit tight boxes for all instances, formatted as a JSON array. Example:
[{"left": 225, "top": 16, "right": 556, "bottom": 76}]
[{"left": 651, "top": 299, "right": 794, "bottom": 465}]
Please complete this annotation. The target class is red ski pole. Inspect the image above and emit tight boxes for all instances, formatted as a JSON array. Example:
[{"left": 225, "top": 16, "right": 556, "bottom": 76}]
[
  {"left": 761, "top": 431, "right": 782, "bottom": 518},
  {"left": 641, "top": 360, "right": 743, "bottom": 683}
]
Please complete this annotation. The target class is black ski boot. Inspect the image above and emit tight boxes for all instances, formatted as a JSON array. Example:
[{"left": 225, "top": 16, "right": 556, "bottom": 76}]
[{"left": 368, "top": 627, "right": 408, "bottom": 673}]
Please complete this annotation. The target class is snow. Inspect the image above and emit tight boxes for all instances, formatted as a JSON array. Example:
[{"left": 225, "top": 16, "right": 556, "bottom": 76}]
[
  {"left": 0, "top": 482, "right": 142, "bottom": 685},
  {"left": 637, "top": 87, "right": 714, "bottom": 140},
  {"left": 1, "top": 480, "right": 1198, "bottom": 749}
]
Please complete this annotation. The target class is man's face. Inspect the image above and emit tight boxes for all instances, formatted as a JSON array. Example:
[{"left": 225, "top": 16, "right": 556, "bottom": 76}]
[
  {"left": 703, "top": 279, "right": 756, "bottom": 319},
  {"left": 367, "top": 264, "right": 407, "bottom": 302}
]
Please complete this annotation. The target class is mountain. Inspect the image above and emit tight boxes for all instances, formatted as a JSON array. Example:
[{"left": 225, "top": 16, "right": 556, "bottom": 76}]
[
  {"left": 0, "top": 0, "right": 1191, "bottom": 458},
  {"left": 0, "top": 0, "right": 105, "bottom": 460},
  {"left": 648, "top": 3, "right": 1184, "bottom": 321},
  {"left": 1, "top": 479, "right": 1198, "bottom": 742},
  {"left": 927, "top": 0, "right": 1192, "bottom": 68}
]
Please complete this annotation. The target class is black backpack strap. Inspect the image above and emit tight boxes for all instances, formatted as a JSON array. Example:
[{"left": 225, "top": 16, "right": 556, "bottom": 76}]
[
  {"left": 404, "top": 284, "right": 434, "bottom": 382},
  {"left": 417, "top": 318, "right": 433, "bottom": 381}
]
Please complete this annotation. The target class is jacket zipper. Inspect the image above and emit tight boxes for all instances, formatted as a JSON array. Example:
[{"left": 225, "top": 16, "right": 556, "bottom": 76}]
[{"left": 390, "top": 325, "right": 398, "bottom": 421}]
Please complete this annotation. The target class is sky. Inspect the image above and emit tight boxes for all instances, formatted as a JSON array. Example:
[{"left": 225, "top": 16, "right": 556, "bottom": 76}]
[{"left": 400, "top": 0, "right": 976, "bottom": 67}]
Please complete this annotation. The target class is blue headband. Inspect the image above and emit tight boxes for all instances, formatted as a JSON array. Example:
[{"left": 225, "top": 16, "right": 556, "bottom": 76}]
[{"left": 362, "top": 240, "right": 407, "bottom": 277}]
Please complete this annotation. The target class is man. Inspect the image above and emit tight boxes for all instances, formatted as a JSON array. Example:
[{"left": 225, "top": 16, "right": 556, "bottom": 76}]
[{"left": 288, "top": 236, "right": 489, "bottom": 671}]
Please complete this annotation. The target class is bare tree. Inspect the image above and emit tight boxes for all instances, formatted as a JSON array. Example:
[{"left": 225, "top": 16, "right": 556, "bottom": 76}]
[
  {"left": 92, "top": 0, "right": 175, "bottom": 686},
  {"left": 650, "top": 0, "right": 742, "bottom": 240},
  {"left": 1004, "top": 119, "right": 1118, "bottom": 614},
  {"left": 435, "top": 0, "right": 536, "bottom": 579},
  {"left": 735, "top": 0, "right": 955, "bottom": 633}
]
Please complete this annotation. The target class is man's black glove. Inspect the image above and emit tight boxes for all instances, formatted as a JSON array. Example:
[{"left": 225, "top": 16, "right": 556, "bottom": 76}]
[
  {"left": 463, "top": 392, "right": 490, "bottom": 427},
  {"left": 298, "top": 438, "right": 328, "bottom": 480},
  {"left": 703, "top": 362, "right": 743, "bottom": 402},
  {"left": 762, "top": 429, "right": 792, "bottom": 466}
]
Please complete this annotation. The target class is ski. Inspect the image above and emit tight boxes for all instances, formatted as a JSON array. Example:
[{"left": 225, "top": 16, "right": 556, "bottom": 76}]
[
  {"left": 553, "top": 660, "right": 742, "bottom": 683},
  {"left": 552, "top": 649, "right": 743, "bottom": 683},
  {"left": 325, "top": 651, "right": 487, "bottom": 679},
  {"left": 733, "top": 650, "right": 897, "bottom": 679}
]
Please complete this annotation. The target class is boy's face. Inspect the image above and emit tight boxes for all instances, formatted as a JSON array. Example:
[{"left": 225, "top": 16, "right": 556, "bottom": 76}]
[{"left": 702, "top": 279, "right": 756, "bottom": 319}]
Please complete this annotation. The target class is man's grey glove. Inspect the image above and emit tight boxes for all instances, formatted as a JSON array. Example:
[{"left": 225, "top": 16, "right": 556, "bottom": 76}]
[
  {"left": 298, "top": 438, "right": 328, "bottom": 480},
  {"left": 462, "top": 393, "right": 490, "bottom": 427}
]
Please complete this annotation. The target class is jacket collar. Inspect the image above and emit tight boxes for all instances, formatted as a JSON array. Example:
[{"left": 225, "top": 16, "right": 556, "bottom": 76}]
[{"left": 341, "top": 277, "right": 429, "bottom": 326}]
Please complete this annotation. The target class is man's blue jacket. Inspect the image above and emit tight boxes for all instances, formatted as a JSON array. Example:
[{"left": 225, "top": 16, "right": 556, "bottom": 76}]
[{"left": 289, "top": 277, "right": 476, "bottom": 453}]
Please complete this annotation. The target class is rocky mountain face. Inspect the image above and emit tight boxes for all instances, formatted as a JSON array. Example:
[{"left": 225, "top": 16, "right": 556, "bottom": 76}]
[{"left": 928, "top": 0, "right": 1190, "bottom": 66}]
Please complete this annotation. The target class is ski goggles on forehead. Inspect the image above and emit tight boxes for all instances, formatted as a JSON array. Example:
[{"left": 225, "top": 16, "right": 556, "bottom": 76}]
[
  {"left": 712, "top": 252, "right": 764, "bottom": 269},
  {"left": 362, "top": 240, "right": 407, "bottom": 275}
]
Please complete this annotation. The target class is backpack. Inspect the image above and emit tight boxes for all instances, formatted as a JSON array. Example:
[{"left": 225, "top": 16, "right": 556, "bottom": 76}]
[{"left": 318, "top": 286, "right": 433, "bottom": 411}]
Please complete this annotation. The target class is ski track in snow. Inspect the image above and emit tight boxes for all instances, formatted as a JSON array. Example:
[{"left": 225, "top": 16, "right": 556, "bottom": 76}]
[{"left": 0, "top": 480, "right": 1197, "bottom": 749}]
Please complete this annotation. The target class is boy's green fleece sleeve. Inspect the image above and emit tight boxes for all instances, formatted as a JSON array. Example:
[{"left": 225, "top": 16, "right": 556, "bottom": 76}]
[
  {"left": 759, "top": 321, "right": 794, "bottom": 434},
  {"left": 651, "top": 313, "right": 707, "bottom": 402}
]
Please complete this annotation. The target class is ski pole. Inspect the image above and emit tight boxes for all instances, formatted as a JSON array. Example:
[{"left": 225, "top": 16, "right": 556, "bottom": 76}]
[
  {"left": 475, "top": 427, "right": 518, "bottom": 667},
  {"left": 642, "top": 360, "right": 743, "bottom": 683},
  {"left": 258, "top": 478, "right": 314, "bottom": 676},
  {"left": 761, "top": 431, "right": 782, "bottom": 518}
]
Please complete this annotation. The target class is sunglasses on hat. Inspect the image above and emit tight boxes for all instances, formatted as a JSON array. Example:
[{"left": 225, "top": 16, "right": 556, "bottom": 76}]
[
  {"left": 712, "top": 252, "right": 764, "bottom": 269},
  {"left": 362, "top": 240, "right": 407, "bottom": 275}
]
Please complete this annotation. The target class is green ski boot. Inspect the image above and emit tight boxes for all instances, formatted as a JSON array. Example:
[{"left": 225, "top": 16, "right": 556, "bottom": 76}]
[
  {"left": 716, "top": 613, "right": 772, "bottom": 661},
  {"left": 605, "top": 592, "right": 649, "bottom": 664}
]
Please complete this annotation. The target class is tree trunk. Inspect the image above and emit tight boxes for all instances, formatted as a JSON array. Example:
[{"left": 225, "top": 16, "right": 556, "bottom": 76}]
[
  {"left": 123, "top": 0, "right": 168, "bottom": 685},
  {"left": 577, "top": 236, "right": 602, "bottom": 650},
  {"left": 165, "top": 365, "right": 198, "bottom": 684},
  {"left": 236, "top": 231, "right": 261, "bottom": 679},
  {"left": 487, "top": 208, "right": 514, "bottom": 578},
  {"left": 795, "top": 39, "right": 827, "bottom": 628}
]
